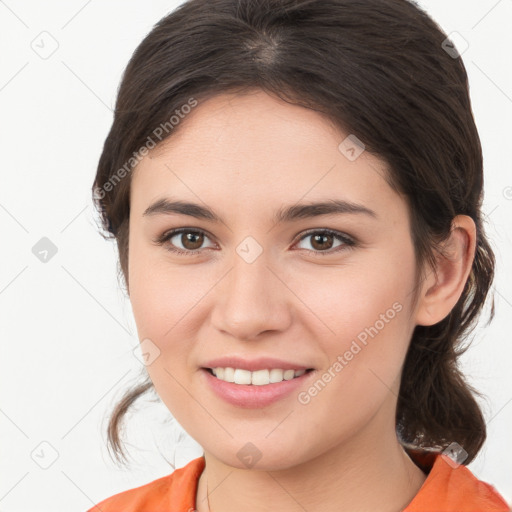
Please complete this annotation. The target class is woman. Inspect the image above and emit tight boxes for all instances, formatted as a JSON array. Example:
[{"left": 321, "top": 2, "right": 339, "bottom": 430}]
[{"left": 88, "top": 0, "right": 510, "bottom": 510}]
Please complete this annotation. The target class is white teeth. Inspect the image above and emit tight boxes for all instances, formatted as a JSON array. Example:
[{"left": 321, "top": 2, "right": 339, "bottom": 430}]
[
  {"left": 234, "top": 369, "right": 252, "bottom": 385},
  {"left": 210, "top": 367, "right": 308, "bottom": 385},
  {"left": 223, "top": 367, "right": 234, "bottom": 382}
]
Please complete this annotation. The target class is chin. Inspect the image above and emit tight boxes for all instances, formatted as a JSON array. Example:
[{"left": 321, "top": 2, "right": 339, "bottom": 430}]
[{"left": 205, "top": 439, "right": 307, "bottom": 472}]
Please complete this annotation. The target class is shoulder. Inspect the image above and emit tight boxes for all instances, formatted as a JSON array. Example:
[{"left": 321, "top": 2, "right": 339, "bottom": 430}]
[
  {"left": 405, "top": 449, "right": 509, "bottom": 512},
  {"left": 86, "top": 456, "right": 205, "bottom": 512}
]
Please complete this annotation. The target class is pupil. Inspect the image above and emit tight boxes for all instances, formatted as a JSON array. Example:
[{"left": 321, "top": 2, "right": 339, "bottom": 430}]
[
  {"left": 183, "top": 232, "right": 202, "bottom": 250},
  {"left": 312, "top": 233, "right": 332, "bottom": 250}
]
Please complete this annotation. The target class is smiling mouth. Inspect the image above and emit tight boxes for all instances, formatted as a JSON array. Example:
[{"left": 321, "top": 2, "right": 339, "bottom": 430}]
[{"left": 203, "top": 367, "right": 315, "bottom": 386}]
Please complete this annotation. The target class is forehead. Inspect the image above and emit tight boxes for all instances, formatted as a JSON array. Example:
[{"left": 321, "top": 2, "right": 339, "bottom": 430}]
[
  {"left": 147, "top": 89, "right": 353, "bottom": 169},
  {"left": 131, "top": 90, "right": 404, "bottom": 222}
]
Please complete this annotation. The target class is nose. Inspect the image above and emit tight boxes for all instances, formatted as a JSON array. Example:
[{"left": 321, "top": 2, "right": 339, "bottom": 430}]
[{"left": 210, "top": 250, "right": 292, "bottom": 341}]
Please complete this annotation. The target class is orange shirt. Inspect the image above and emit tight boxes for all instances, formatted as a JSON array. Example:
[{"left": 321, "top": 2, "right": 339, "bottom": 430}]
[{"left": 88, "top": 448, "right": 510, "bottom": 512}]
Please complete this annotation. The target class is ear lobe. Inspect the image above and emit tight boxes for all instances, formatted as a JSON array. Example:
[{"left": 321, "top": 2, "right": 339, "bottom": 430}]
[{"left": 414, "top": 215, "right": 476, "bottom": 327}]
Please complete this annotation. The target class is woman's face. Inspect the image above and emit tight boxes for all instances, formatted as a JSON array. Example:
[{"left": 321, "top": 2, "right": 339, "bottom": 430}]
[{"left": 128, "top": 89, "right": 424, "bottom": 470}]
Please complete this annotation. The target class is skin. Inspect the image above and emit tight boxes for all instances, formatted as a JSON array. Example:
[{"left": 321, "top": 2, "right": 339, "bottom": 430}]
[{"left": 127, "top": 89, "right": 476, "bottom": 512}]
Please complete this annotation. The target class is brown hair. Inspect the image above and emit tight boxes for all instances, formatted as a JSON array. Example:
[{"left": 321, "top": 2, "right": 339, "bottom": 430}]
[{"left": 93, "top": 0, "right": 496, "bottom": 466}]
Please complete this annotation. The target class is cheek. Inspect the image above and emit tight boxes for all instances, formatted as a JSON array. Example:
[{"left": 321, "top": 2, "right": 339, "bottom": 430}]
[
  {"left": 128, "top": 236, "right": 196, "bottom": 339},
  {"left": 128, "top": 238, "right": 199, "bottom": 416},
  {"left": 297, "top": 260, "right": 412, "bottom": 344},
  {"left": 127, "top": 237, "right": 214, "bottom": 410},
  {"left": 299, "top": 251, "right": 415, "bottom": 393},
  {"left": 293, "top": 275, "right": 412, "bottom": 442}
]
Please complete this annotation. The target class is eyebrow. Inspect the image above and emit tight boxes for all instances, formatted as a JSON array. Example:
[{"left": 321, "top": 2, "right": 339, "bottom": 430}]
[{"left": 142, "top": 198, "right": 377, "bottom": 224}]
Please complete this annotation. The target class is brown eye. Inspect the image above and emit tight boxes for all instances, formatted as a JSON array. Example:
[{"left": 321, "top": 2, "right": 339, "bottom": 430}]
[
  {"left": 179, "top": 231, "right": 204, "bottom": 250},
  {"left": 155, "top": 227, "right": 355, "bottom": 257},
  {"left": 310, "top": 232, "right": 335, "bottom": 251},
  {"left": 295, "top": 229, "right": 356, "bottom": 256},
  {"left": 156, "top": 228, "right": 215, "bottom": 255}
]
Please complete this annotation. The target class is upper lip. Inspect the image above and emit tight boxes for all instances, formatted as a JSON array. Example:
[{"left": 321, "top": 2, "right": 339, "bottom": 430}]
[{"left": 201, "top": 356, "right": 314, "bottom": 372}]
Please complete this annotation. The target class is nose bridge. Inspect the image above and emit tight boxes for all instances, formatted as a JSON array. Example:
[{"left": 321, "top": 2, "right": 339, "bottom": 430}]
[
  {"left": 212, "top": 240, "right": 290, "bottom": 339},
  {"left": 231, "top": 243, "right": 271, "bottom": 301}
]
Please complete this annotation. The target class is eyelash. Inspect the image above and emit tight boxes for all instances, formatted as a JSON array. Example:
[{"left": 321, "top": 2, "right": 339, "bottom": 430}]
[{"left": 154, "top": 227, "right": 356, "bottom": 257}]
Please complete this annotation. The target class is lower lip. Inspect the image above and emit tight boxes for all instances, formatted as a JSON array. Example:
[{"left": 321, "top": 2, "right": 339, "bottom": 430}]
[{"left": 200, "top": 368, "right": 315, "bottom": 408}]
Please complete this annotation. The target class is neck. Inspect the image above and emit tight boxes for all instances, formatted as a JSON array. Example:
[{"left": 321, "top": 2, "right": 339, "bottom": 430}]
[{"left": 195, "top": 415, "right": 427, "bottom": 512}]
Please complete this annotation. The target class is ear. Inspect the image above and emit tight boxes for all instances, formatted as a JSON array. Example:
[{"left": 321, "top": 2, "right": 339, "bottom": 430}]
[{"left": 414, "top": 215, "right": 476, "bottom": 327}]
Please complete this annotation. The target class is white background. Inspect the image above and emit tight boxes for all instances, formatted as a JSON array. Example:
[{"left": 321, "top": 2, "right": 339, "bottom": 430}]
[{"left": 0, "top": 1, "right": 511, "bottom": 510}]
